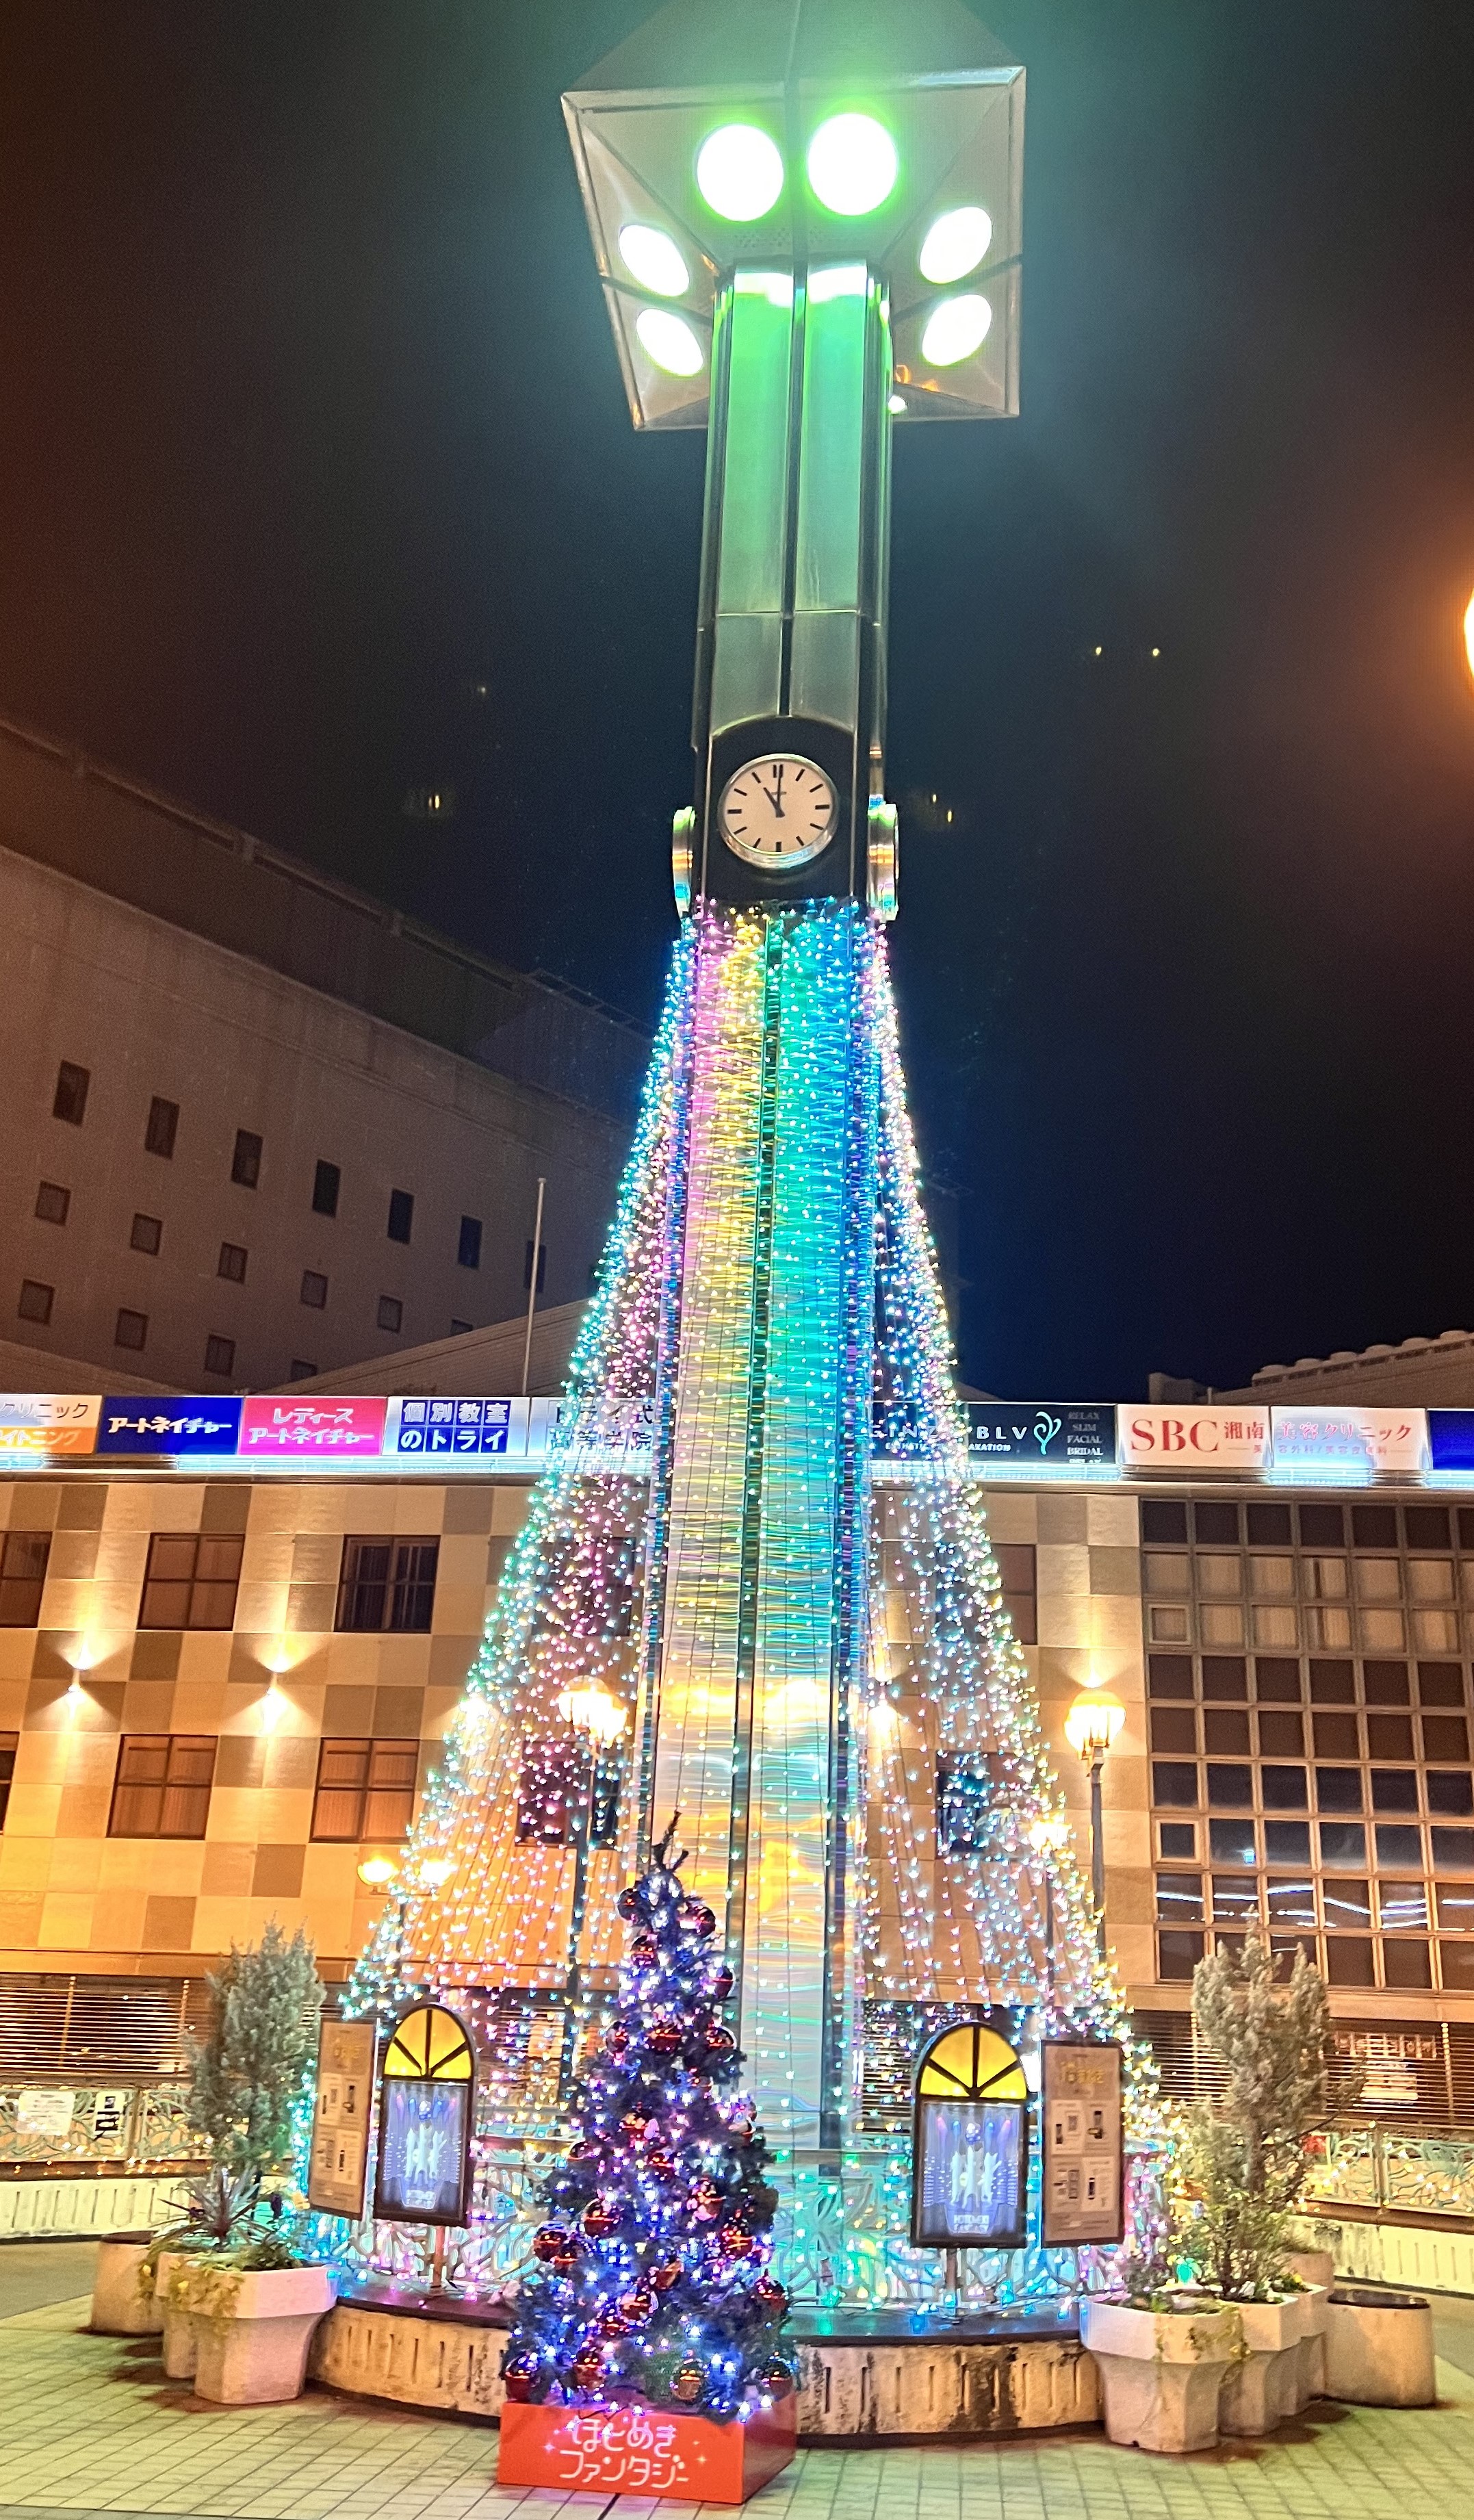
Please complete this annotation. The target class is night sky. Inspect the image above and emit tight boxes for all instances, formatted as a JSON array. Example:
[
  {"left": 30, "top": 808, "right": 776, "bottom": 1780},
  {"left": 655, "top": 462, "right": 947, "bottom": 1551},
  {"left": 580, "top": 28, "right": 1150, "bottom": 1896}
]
[{"left": 2, "top": 1, "right": 1473, "bottom": 1401}]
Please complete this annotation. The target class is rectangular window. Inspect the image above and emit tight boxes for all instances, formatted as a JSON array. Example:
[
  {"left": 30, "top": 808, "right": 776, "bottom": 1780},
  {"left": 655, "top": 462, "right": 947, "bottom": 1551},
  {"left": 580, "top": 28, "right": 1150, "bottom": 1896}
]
[
  {"left": 1319, "top": 1821, "right": 1367, "bottom": 1867},
  {"left": 145, "top": 1096, "right": 179, "bottom": 1158},
  {"left": 335, "top": 1537, "right": 439, "bottom": 1634},
  {"left": 0, "top": 1732, "right": 16, "bottom": 1829},
  {"left": 524, "top": 1240, "right": 547, "bottom": 1292},
  {"left": 139, "top": 1533, "right": 244, "bottom": 1630},
  {"left": 515, "top": 1738, "right": 621, "bottom": 1847},
  {"left": 994, "top": 1541, "right": 1037, "bottom": 1647},
  {"left": 377, "top": 1295, "right": 403, "bottom": 1333},
  {"left": 936, "top": 1756, "right": 1000, "bottom": 1853},
  {"left": 109, "top": 1734, "right": 215, "bottom": 1839},
  {"left": 300, "top": 1270, "right": 328, "bottom": 1309},
  {"left": 53, "top": 1061, "right": 90, "bottom": 1124},
  {"left": 457, "top": 1215, "right": 482, "bottom": 1270},
  {"left": 387, "top": 1189, "right": 414, "bottom": 1244},
  {"left": 311, "top": 1737, "right": 419, "bottom": 1842},
  {"left": 231, "top": 1129, "right": 262, "bottom": 1188},
  {"left": 204, "top": 1334, "right": 236, "bottom": 1378},
  {"left": 312, "top": 1159, "right": 341, "bottom": 1218},
  {"left": 0, "top": 1533, "right": 50, "bottom": 1626},
  {"left": 1152, "top": 1761, "right": 1199, "bottom": 1806},
  {"left": 34, "top": 1181, "right": 68, "bottom": 1225},
  {"left": 217, "top": 1242, "right": 247, "bottom": 1283},
  {"left": 130, "top": 1213, "right": 162, "bottom": 1255},
  {"left": 18, "top": 1280, "right": 53, "bottom": 1326},
  {"left": 114, "top": 1307, "right": 147, "bottom": 1350}
]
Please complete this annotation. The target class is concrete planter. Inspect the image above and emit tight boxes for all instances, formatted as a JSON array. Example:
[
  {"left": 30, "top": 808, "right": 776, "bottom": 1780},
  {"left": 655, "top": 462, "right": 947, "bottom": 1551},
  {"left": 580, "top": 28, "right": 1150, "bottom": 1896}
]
[
  {"left": 1217, "top": 2291, "right": 1318, "bottom": 2435},
  {"left": 1283, "top": 2265, "right": 1334, "bottom": 2406},
  {"left": 156, "top": 2251, "right": 200, "bottom": 2379},
  {"left": 90, "top": 2235, "right": 162, "bottom": 2337},
  {"left": 187, "top": 2264, "right": 337, "bottom": 2406},
  {"left": 1324, "top": 2288, "right": 1435, "bottom": 2408},
  {"left": 1079, "top": 2297, "right": 1239, "bottom": 2453}
]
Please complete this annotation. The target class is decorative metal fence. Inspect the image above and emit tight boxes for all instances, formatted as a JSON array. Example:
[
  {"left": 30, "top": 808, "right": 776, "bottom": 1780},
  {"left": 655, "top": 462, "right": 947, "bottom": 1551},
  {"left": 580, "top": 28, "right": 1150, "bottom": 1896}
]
[{"left": 1305, "top": 2121, "right": 1474, "bottom": 2221}]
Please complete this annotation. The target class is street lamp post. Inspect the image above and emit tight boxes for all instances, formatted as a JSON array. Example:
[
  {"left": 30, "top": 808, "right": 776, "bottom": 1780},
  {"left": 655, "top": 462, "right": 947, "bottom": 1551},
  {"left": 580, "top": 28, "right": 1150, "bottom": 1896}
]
[
  {"left": 1025, "top": 1812, "right": 1070, "bottom": 1995},
  {"left": 1063, "top": 1688, "right": 1126, "bottom": 1952},
  {"left": 556, "top": 1683, "right": 630, "bottom": 2096}
]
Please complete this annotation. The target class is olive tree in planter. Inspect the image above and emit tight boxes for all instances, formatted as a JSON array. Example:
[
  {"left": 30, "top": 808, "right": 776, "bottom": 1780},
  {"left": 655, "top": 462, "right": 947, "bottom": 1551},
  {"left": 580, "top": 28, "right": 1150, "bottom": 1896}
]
[
  {"left": 1080, "top": 2151, "right": 1241, "bottom": 2453},
  {"left": 1178, "top": 1932, "right": 1341, "bottom": 2434},
  {"left": 141, "top": 1925, "right": 336, "bottom": 2403}
]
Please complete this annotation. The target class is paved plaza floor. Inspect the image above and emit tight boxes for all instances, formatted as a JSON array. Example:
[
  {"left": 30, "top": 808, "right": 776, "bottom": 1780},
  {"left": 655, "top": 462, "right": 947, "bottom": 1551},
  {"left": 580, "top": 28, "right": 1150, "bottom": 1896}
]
[{"left": 5, "top": 2254, "right": 1474, "bottom": 2520}]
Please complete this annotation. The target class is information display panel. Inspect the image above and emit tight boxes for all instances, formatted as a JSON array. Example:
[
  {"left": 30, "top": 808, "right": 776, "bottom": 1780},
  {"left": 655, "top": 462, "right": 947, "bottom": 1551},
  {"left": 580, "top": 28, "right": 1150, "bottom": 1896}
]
[
  {"left": 1040, "top": 2038, "right": 1124, "bottom": 2248},
  {"left": 307, "top": 2018, "right": 376, "bottom": 2218}
]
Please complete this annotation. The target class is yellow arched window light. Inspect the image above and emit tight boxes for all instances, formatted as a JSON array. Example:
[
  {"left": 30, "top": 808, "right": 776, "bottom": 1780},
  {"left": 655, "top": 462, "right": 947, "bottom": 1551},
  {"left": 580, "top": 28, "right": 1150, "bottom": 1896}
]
[
  {"left": 383, "top": 2003, "right": 474, "bottom": 2082},
  {"left": 916, "top": 2020, "right": 1026, "bottom": 2103}
]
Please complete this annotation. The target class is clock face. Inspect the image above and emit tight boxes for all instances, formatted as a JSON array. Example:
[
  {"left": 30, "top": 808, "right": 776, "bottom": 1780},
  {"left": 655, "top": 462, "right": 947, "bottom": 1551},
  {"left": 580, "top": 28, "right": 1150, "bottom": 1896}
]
[{"left": 717, "top": 755, "right": 839, "bottom": 869}]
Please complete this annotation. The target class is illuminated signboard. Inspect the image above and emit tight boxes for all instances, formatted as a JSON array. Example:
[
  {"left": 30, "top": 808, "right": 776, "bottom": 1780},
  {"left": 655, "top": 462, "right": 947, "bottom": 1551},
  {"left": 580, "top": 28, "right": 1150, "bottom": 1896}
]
[
  {"left": 910, "top": 2020, "right": 1029, "bottom": 2250},
  {"left": 1269, "top": 1408, "right": 1430, "bottom": 1478},
  {"left": 1430, "top": 1413, "right": 1474, "bottom": 1474},
  {"left": 964, "top": 1404, "right": 1116, "bottom": 1467},
  {"left": 1040, "top": 2040, "right": 1124, "bottom": 2248},
  {"left": 95, "top": 1399, "right": 244, "bottom": 1456},
  {"left": 374, "top": 2003, "right": 475, "bottom": 2227},
  {"left": 1118, "top": 1407, "right": 1272, "bottom": 1473},
  {"left": 0, "top": 1395, "right": 101, "bottom": 1458},
  {"left": 239, "top": 1396, "right": 388, "bottom": 1457}
]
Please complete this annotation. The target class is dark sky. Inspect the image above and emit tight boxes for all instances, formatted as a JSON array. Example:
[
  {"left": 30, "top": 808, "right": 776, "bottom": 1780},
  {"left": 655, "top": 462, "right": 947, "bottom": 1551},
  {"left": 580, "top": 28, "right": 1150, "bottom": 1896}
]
[{"left": 2, "top": 1, "right": 1474, "bottom": 1401}]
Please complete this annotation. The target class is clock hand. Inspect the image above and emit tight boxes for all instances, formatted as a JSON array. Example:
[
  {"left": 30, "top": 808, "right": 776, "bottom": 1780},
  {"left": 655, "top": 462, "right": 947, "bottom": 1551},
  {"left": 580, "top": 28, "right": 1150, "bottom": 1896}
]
[{"left": 772, "top": 762, "right": 786, "bottom": 818}]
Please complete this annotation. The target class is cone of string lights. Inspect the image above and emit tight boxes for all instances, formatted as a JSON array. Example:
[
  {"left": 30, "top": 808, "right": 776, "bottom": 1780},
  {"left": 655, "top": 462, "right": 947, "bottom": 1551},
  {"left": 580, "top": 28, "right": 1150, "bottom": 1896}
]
[{"left": 501, "top": 1821, "right": 792, "bottom": 2419}]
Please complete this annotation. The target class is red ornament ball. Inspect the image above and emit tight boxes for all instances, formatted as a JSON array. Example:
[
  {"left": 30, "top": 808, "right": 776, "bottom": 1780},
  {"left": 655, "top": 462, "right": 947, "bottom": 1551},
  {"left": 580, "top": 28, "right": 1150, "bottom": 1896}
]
[
  {"left": 672, "top": 2355, "right": 706, "bottom": 2406},
  {"left": 761, "top": 2356, "right": 796, "bottom": 2399},
  {"left": 645, "top": 2146, "right": 675, "bottom": 2181},
  {"left": 719, "top": 2220, "right": 755, "bottom": 2259},
  {"left": 567, "top": 2137, "right": 596, "bottom": 2160},
  {"left": 691, "top": 2178, "right": 722, "bottom": 2222},
  {"left": 682, "top": 1900, "right": 717, "bottom": 1938},
  {"left": 604, "top": 2027, "right": 630, "bottom": 2059},
  {"left": 617, "top": 1886, "right": 642, "bottom": 1920},
  {"left": 533, "top": 2224, "right": 569, "bottom": 2263},
  {"left": 570, "top": 2347, "right": 606, "bottom": 2395},
  {"left": 713, "top": 1965, "right": 735, "bottom": 1999},
  {"left": 754, "top": 2274, "right": 788, "bottom": 2314},
  {"left": 650, "top": 2258, "right": 682, "bottom": 2292},
  {"left": 630, "top": 1931, "right": 660, "bottom": 1966},
  {"left": 583, "top": 2200, "right": 622, "bottom": 2239},
  {"left": 703, "top": 2023, "right": 736, "bottom": 2057},
  {"left": 597, "top": 2306, "right": 630, "bottom": 2340},
  {"left": 552, "top": 2248, "right": 580, "bottom": 2277},
  {"left": 618, "top": 2285, "right": 654, "bottom": 2325},
  {"left": 647, "top": 2018, "right": 683, "bottom": 2055},
  {"left": 504, "top": 2352, "right": 540, "bottom": 2403}
]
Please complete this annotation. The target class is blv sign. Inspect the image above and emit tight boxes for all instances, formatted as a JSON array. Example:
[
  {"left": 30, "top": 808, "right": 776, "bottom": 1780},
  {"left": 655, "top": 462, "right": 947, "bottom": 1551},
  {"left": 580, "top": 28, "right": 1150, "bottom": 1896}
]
[{"left": 1117, "top": 1406, "right": 1272, "bottom": 1473}]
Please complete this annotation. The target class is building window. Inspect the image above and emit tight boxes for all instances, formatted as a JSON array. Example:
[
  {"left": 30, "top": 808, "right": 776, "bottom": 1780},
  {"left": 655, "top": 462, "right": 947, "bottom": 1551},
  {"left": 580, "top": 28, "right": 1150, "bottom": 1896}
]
[
  {"left": 131, "top": 1213, "right": 163, "bottom": 1255},
  {"left": 139, "top": 1533, "right": 244, "bottom": 1630},
  {"left": 387, "top": 1189, "right": 414, "bottom": 1244},
  {"left": 0, "top": 1534, "right": 50, "bottom": 1625},
  {"left": 524, "top": 1240, "right": 547, "bottom": 1293},
  {"left": 300, "top": 1270, "right": 328, "bottom": 1309},
  {"left": 377, "top": 1296, "right": 403, "bottom": 1333},
  {"left": 218, "top": 1242, "right": 247, "bottom": 1283},
  {"left": 312, "top": 1159, "right": 340, "bottom": 1218},
  {"left": 231, "top": 1129, "right": 262, "bottom": 1188},
  {"left": 145, "top": 1096, "right": 179, "bottom": 1158},
  {"left": 53, "top": 1061, "right": 90, "bottom": 1125},
  {"left": 115, "top": 1307, "right": 148, "bottom": 1351},
  {"left": 18, "top": 1281, "right": 54, "bottom": 1326},
  {"left": 312, "top": 1737, "right": 418, "bottom": 1841},
  {"left": 936, "top": 1755, "right": 1005, "bottom": 1853},
  {"left": 34, "top": 1181, "right": 68, "bottom": 1226},
  {"left": 516, "top": 1737, "right": 621, "bottom": 1847},
  {"left": 0, "top": 1733, "right": 18, "bottom": 1829},
  {"left": 204, "top": 1334, "right": 236, "bottom": 1378},
  {"left": 289, "top": 1358, "right": 316, "bottom": 1380},
  {"left": 335, "top": 1537, "right": 439, "bottom": 1634},
  {"left": 457, "top": 1216, "right": 482, "bottom": 1270},
  {"left": 109, "top": 1735, "right": 216, "bottom": 1839}
]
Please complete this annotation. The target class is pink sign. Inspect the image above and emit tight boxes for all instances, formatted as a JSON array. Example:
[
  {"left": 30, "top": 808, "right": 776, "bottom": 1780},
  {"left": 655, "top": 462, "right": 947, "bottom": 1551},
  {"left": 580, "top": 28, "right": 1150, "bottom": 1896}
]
[
  {"left": 239, "top": 1396, "right": 387, "bottom": 1456},
  {"left": 1117, "top": 1406, "right": 1272, "bottom": 1473},
  {"left": 1270, "top": 1408, "right": 1430, "bottom": 1476}
]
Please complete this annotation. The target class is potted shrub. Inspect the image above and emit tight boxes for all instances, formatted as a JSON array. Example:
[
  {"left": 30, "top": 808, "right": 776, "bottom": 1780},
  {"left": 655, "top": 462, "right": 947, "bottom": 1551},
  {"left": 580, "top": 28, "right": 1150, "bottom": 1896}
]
[
  {"left": 1079, "top": 2152, "right": 1241, "bottom": 2453},
  {"left": 1176, "top": 1934, "right": 1339, "bottom": 2434},
  {"left": 149, "top": 1924, "right": 335, "bottom": 2403}
]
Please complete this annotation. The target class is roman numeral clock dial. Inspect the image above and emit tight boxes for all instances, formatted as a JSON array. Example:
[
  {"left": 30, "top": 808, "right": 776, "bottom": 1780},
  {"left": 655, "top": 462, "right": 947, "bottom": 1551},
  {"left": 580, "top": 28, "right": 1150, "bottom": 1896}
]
[{"left": 718, "top": 754, "right": 839, "bottom": 872}]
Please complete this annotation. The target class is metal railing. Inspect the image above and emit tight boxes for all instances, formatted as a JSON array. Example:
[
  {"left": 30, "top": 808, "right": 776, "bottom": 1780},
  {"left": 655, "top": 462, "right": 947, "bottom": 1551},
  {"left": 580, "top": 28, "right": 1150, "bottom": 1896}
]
[{"left": 1305, "top": 2120, "right": 1474, "bottom": 2222}]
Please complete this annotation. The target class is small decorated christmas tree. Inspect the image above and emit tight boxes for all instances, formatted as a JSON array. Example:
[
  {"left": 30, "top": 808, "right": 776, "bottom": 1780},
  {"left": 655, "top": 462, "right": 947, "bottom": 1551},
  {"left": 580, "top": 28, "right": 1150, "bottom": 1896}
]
[{"left": 503, "top": 1821, "right": 792, "bottom": 2421}]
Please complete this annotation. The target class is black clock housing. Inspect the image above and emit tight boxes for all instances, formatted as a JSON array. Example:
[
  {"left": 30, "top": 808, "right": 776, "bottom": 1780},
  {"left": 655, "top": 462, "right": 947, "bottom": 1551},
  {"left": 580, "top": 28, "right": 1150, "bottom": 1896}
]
[{"left": 697, "top": 714, "right": 862, "bottom": 908}]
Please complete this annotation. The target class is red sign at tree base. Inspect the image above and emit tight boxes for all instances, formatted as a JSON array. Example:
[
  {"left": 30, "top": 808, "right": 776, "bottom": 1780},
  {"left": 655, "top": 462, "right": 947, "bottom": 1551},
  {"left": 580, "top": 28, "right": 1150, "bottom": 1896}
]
[{"left": 497, "top": 2392, "right": 797, "bottom": 2504}]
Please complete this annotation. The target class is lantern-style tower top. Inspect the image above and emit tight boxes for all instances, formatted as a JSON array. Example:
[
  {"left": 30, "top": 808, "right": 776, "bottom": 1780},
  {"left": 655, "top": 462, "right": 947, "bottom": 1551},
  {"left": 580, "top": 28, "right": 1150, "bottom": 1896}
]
[{"left": 563, "top": 0, "right": 1024, "bottom": 432}]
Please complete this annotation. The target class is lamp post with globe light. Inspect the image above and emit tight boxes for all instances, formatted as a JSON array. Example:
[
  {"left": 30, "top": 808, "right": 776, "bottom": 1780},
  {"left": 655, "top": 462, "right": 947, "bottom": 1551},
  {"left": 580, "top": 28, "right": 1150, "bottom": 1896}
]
[
  {"left": 555, "top": 1683, "right": 630, "bottom": 2095},
  {"left": 1063, "top": 1688, "right": 1125, "bottom": 1951}
]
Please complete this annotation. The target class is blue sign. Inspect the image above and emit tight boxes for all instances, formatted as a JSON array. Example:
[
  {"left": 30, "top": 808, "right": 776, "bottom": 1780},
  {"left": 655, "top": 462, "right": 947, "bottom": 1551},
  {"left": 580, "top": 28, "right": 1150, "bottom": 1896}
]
[
  {"left": 393, "top": 1398, "right": 520, "bottom": 1455},
  {"left": 1430, "top": 1413, "right": 1474, "bottom": 1473},
  {"left": 96, "top": 1399, "right": 244, "bottom": 1456},
  {"left": 964, "top": 1404, "right": 1117, "bottom": 1467}
]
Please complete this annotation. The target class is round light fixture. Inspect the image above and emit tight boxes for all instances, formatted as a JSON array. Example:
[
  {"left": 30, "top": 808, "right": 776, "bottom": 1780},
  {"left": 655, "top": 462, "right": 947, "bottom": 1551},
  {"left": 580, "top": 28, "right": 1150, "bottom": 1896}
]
[
  {"left": 635, "top": 308, "right": 705, "bottom": 378},
  {"left": 419, "top": 1857, "right": 454, "bottom": 1889},
  {"left": 1064, "top": 1688, "right": 1126, "bottom": 1762},
  {"left": 919, "top": 205, "right": 992, "bottom": 284},
  {"left": 807, "top": 113, "right": 898, "bottom": 217},
  {"left": 695, "top": 124, "right": 784, "bottom": 221},
  {"left": 557, "top": 1683, "right": 630, "bottom": 1745},
  {"left": 920, "top": 293, "right": 993, "bottom": 368},
  {"left": 357, "top": 1855, "right": 398, "bottom": 1889},
  {"left": 618, "top": 222, "right": 690, "bottom": 298}
]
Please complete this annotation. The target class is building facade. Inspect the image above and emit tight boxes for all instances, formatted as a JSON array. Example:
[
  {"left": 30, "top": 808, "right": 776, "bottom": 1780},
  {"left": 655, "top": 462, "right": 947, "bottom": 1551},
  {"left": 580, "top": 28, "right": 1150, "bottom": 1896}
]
[{"left": 0, "top": 712, "right": 643, "bottom": 1395}]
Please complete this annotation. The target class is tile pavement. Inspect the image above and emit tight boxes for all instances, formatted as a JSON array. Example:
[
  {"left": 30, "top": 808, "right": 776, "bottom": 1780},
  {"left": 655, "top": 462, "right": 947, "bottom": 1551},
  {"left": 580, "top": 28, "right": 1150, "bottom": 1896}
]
[{"left": 4, "top": 2294, "right": 1474, "bottom": 2520}]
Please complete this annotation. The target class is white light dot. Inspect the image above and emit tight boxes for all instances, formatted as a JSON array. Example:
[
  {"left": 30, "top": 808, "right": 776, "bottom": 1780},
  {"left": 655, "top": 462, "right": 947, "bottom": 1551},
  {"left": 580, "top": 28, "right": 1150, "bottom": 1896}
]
[
  {"left": 920, "top": 294, "right": 993, "bottom": 368},
  {"left": 918, "top": 206, "right": 992, "bottom": 284},
  {"left": 619, "top": 224, "right": 690, "bottom": 298},
  {"left": 696, "top": 125, "right": 784, "bottom": 222},
  {"left": 635, "top": 309, "right": 706, "bottom": 378}
]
